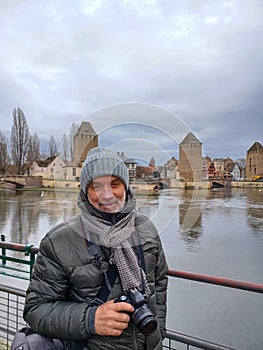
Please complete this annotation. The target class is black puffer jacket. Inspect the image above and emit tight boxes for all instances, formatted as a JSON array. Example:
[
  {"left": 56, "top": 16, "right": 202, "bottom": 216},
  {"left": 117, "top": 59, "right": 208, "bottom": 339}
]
[{"left": 24, "top": 191, "right": 168, "bottom": 350}]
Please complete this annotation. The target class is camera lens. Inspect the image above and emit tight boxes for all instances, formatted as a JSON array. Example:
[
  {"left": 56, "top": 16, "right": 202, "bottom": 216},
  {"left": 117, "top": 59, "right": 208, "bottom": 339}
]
[{"left": 132, "top": 305, "right": 157, "bottom": 336}]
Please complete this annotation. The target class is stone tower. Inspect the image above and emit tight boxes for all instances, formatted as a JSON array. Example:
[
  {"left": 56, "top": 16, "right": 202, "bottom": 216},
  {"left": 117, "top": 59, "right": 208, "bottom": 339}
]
[
  {"left": 149, "top": 157, "right": 156, "bottom": 170},
  {"left": 246, "top": 141, "right": 263, "bottom": 180},
  {"left": 179, "top": 132, "right": 202, "bottom": 181},
  {"left": 73, "top": 121, "right": 98, "bottom": 166}
]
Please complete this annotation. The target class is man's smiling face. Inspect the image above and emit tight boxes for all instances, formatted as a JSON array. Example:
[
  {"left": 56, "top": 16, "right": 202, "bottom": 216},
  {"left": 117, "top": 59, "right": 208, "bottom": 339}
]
[{"left": 87, "top": 175, "right": 126, "bottom": 213}]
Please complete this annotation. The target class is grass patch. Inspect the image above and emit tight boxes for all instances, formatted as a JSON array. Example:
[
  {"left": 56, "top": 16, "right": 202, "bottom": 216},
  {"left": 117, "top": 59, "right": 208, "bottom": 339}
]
[{"left": 0, "top": 339, "right": 7, "bottom": 350}]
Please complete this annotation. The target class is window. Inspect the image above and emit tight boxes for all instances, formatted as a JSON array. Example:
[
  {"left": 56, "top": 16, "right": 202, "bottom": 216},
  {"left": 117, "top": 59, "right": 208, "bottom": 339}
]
[{"left": 73, "top": 168, "right": 76, "bottom": 176}]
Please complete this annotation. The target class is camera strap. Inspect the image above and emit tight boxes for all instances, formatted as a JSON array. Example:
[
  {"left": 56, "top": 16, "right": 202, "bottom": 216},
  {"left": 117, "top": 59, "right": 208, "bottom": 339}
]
[
  {"left": 94, "top": 264, "right": 118, "bottom": 305},
  {"left": 80, "top": 216, "right": 146, "bottom": 305},
  {"left": 92, "top": 239, "right": 146, "bottom": 305},
  {"left": 136, "top": 237, "right": 146, "bottom": 274}
]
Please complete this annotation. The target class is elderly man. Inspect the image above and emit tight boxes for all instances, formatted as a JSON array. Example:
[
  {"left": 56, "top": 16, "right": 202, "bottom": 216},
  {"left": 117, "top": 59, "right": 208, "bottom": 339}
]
[{"left": 24, "top": 147, "right": 168, "bottom": 350}]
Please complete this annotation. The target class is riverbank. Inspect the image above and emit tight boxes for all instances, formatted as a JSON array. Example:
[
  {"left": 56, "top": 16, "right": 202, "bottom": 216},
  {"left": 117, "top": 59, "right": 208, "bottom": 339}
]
[
  {"left": 0, "top": 179, "right": 160, "bottom": 196},
  {"left": 169, "top": 179, "right": 263, "bottom": 189},
  {"left": 1, "top": 177, "right": 263, "bottom": 192},
  {"left": 231, "top": 180, "right": 263, "bottom": 188},
  {"left": 40, "top": 178, "right": 263, "bottom": 190}
]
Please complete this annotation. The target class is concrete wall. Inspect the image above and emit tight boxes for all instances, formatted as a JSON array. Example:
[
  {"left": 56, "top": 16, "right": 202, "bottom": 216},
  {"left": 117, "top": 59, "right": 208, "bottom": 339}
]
[
  {"left": 43, "top": 179, "right": 160, "bottom": 195},
  {"left": 43, "top": 178, "right": 80, "bottom": 190},
  {"left": 7, "top": 176, "right": 262, "bottom": 191},
  {"left": 2, "top": 176, "right": 43, "bottom": 188},
  {"left": 170, "top": 179, "right": 210, "bottom": 189},
  {"left": 231, "top": 181, "right": 263, "bottom": 188}
]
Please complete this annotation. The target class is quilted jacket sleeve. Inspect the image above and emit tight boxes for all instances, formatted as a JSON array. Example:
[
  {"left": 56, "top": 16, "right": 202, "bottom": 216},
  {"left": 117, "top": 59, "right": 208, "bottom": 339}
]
[
  {"left": 154, "top": 235, "right": 168, "bottom": 338},
  {"left": 135, "top": 213, "right": 168, "bottom": 342},
  {"left": 23, "top": 234, "right": 94, "bottom": 341}
]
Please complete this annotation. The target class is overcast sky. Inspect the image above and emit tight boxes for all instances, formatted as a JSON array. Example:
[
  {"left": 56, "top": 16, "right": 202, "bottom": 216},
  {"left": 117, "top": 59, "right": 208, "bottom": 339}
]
[{"left": 1, "top": 0, "right": 262, "bottom": 164}]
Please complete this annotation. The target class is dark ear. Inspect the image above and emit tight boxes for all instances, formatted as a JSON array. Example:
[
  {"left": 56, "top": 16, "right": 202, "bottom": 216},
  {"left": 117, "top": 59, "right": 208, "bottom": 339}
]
[
  {"left": 126, "top": 187, "right": 130, "bottom": 199},
  {"left": 79, "top": 189, "right": 88, "bottom": 202}
]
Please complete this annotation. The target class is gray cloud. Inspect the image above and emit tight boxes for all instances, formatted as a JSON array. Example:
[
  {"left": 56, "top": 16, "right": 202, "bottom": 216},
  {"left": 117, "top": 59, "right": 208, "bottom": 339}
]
[{"left": 0, "top": 0, "right": 262, "bottom": 162}]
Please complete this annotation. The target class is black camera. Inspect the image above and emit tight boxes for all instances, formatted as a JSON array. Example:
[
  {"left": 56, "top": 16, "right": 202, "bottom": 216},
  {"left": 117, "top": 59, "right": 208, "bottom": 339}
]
[{"left": 114, "top": 288, "right": 157, "bottom": 336}]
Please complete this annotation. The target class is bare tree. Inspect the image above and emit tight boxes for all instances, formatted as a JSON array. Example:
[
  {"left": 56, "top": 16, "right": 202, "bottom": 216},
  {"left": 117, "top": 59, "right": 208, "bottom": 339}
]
[
  {"left": 236, "top": 158, "right": 246, "bottom": 169},
  {"left": 69, "top": 123, "right": 78, "bottom": 162},
  {"left": 27, "top": 132, "right": 40, "bottom": 163},
  {"left": 61, "top": 133, "right": 69, "bottom": 163},
  {"left": 0, "top": 131, "right": 9, "bottom": 174},
  {"left": 11, "top": 107, "right": 29, "bottom": 175},
  {"left": 40, "top": 152, "right": 48, "bottom": 161},
  {"left": 27, "top": 135, "right": 34, "bottom": 163},
  {"left": 236, "top": 158, "right": 246, "bottom": 178},
  {"left": 136, "top": 165, "right": 151, "bottom": 179},
  {"left": 49, "top": 135, "right": 58, "bottom": 157},
  {"left": 32, "top": 132, "right": 40, "bottom": 160}
]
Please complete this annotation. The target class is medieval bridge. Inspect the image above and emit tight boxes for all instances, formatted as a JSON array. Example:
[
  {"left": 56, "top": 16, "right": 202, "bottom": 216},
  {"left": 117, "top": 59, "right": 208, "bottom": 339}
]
[
  {"left": 1, "top": 175, "right": 231, "bottom": 191},
  {"left": 0, "top": 176, "right": 43, "bottom": 189}
]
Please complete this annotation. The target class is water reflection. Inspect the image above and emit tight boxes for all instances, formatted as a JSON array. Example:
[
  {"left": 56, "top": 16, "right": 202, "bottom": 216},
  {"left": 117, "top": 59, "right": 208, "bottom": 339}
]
[
  {"left": 137, "top": 189, "right": 207, "bottom": 251},
  {"left": 1, "top": 187, "right": 263, "bottom": 247},
  {"left": 206, "top": 187, "right": 232, "bottom": 200},
  {"left": 0, "top": 189, "right": 80, "bottom": 246},
  {"left": 0, "top": 190, "right": 12, "bottom": 234},
  {"left": 179, "top": 189, "right": 205, "bottom": 250},
  {"left": 246, "top": 189, "right": 263, "bottom": 236}
]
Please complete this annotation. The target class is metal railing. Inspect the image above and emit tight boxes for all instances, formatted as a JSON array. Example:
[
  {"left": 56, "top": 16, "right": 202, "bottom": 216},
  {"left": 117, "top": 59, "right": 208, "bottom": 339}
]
[
  {"left": 0, "top": 284, "right": 27, "bottom": 349},
  {"left": 0, "top": 283, "right": 241, "bottom": 350},
  {"left": 1, "top": 239, "right": 263, "bottom": 349},
  {"left": 163, "top": 330, "right": 238, "bottom": 350},
  {"left": 0, "top": 236, "right": 38, "bottom": 280},
  {"left": 167, "top": 269, "right": 263, "bottom": 294}
]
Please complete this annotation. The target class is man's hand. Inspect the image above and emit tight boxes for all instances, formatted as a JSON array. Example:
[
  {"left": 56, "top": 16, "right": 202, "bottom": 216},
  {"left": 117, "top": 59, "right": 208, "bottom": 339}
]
[{"left": 94, "top": 300, "right": 134, "bottom": 336}]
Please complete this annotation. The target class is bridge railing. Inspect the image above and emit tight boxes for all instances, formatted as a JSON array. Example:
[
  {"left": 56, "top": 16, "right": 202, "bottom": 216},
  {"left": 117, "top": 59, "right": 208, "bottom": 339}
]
[
  {"left": 0, "top": 236, "right": 38, "bottom": 280},
  {"left": 1, "top": 238, "right": 263, "bottom": 349},
  {"left": 1, "top": 237, "right": 263, "bottom": 294},
  {"left": 0, "top": 283, "right": 240, "bottom": 350}
]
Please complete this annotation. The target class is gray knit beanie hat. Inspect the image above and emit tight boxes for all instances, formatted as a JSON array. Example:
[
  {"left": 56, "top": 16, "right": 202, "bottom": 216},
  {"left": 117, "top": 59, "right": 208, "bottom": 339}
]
[{"left": 80, "top": 147, "right": 129, "bottom": 192}]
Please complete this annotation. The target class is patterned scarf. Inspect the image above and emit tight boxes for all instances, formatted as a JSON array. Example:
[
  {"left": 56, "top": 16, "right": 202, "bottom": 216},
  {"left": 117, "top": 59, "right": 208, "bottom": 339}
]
[{"left": 80, "top": 209, "right": 149, "bottom": 293}]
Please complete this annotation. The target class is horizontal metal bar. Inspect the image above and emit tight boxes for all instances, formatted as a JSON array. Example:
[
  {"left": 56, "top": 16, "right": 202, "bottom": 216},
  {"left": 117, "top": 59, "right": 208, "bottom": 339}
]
[
  {"left": 0, "top": 270, "right": 30, "bottom": 280},
  {"left": 0, "top": 283, "right": 26, "bottom": 297},
  {"left": 0, "top": 242, "right": 38, "bottom": 254},
  {"left": 165, "top": 331, "right": 238, "bottom": 350},
  {"left": 1, "top": 241, "right": 263, "bottom": 294},
  {"left": 0, "top": 325, "right": 17, "bottom": 337},
  {"left": 0, "top": 256, "right": 31, "bottom": 265},
  {"left": 0, "top": 264, "right": 30, "bottom": 274},
  {"left": 167, "top": 269, "right": 263, "bottom": 294}
]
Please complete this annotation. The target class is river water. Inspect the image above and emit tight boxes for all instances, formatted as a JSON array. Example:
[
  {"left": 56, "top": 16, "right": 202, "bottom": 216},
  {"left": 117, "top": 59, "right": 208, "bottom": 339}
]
[{"left": 0, "top": 187, "right": 263, "bottom": 349}]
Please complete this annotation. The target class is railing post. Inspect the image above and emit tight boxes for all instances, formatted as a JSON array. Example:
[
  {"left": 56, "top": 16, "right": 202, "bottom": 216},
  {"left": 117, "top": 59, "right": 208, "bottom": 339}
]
[
  {"left": 1, "top": 234, "right": 6, "bottom": 266},
  {"left": 24, "top": 244, "right": 36, "bottom": 278}
]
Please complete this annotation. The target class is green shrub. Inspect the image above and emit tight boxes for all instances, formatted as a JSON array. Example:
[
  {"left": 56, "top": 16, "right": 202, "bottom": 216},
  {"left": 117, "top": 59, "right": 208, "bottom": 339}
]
[{"left": 0, "top": 339, "right": 8, "bottom": 350}]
